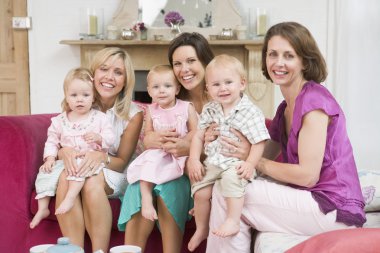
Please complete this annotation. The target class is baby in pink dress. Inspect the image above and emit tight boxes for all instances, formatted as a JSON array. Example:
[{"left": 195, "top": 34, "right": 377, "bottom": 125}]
[
  {"left": 30, "top": 68, "right": 114, "bottom": 229},
  {"left": 126, "top": 65, "right": 198, "bottom": 221}
]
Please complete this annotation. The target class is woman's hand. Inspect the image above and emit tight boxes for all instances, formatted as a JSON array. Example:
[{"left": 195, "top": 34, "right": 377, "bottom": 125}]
[
  {"left": 58, "top": 147, "right": 79, "bottom": 176},
  {"left": 162, "top": 137, "right": 190, "bottom": 157},
  {"left": 143, "top": 129, "right": 179, "bottom": 149},
  {"left": 76, "top": 150, "right": 105, "bottom": 177},
  {"left": 220, "top": 128, "right": 251, "bottom": 160},
  {"left": 187, "top": 158, "right": 205, "bottom": 182}
]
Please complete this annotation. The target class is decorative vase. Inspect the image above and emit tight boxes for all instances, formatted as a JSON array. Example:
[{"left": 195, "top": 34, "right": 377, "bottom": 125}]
[
  {"left": 121, "top": 29, "right": 135, "bottom": 40},
  {"left": 170, "top": 23, "right": 181, "bottom": 39},
  {"left": 140, "top": 29, "right": 148, "bottom": 40}
]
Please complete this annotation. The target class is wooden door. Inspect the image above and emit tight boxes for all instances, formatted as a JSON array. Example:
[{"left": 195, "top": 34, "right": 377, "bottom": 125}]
[{"left": 0, "top": 0, "right": 30, "bottom": 115}]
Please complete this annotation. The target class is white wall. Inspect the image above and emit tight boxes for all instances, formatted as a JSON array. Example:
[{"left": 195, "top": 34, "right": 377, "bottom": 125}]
[
  {"left": 27, "top": 0, "right": 379, "bottom": 170},
  {"left": 28, "top": 0, "right": 120, "bottom": 113}
]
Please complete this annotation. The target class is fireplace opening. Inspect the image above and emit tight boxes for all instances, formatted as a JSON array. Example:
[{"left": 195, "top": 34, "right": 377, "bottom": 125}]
[{"left": 133, "top": 71, "right": 151, "bottom": 103}]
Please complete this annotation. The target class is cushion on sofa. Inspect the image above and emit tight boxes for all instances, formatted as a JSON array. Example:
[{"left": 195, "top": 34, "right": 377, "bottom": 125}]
[
  {"left": 358, "top": 169, "right": 380, "bottom": 212},
  {"left": 285, "top": 228, "right": 380, "bottom": 253}
]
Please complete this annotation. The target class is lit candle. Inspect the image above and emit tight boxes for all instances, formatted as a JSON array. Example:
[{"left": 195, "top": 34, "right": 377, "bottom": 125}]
[
  {"left": 88, "top": 14, "right": 98, "bottom": 35},
  {"left": 256, "top": 8, "right": 267, "bottom": 36}
]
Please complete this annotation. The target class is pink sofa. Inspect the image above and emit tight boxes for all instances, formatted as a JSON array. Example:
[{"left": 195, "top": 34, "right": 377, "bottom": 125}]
[{"left": 0, "top": 113, "right": 206, "bottom": 253}]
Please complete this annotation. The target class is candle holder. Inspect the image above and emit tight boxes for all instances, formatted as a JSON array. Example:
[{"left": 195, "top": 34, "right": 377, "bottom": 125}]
[
  {"left": 248, "top": 7, "right": 268, "bottom": 38},
  {"left": 256, "top": 8, "right": 267, "bottom": 36},
  {"left": 79, "top": 8, "right": 104, "bottom": 40}
]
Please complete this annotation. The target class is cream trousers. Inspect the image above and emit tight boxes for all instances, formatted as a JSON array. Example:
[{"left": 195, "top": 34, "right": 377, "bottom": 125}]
[{"left": 206, "top": 177, "right": 352, "bottom": 253}]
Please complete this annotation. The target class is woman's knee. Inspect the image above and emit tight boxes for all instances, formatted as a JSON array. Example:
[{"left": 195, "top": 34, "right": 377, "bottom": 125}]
[{"left": 82, "top": 172, "right": 106, "bottom": 196}]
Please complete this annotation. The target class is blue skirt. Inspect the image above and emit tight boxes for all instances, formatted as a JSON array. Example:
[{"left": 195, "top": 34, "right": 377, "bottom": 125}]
[{"left": 117, "top": 175, "right": 193, "bottom": 233}]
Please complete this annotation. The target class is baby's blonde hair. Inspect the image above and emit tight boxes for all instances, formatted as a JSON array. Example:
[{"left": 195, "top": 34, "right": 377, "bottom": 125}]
[
  {"left": 147, "top": 64, "right": 178, "bottom": 86},
  {"left": 205, "top": 54, "right": 247, "bottom": 85},
  {"left": 61, "top": 67, "right": 94, "bottom": 112}
]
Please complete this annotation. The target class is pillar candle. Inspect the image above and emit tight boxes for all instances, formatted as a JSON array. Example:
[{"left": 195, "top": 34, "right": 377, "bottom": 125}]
[
  {"left": 256, "top": 8, "right": 267, "bottom": 36},
  {"left": 88, "top": 15, "right": 98, "bottom": 35}
]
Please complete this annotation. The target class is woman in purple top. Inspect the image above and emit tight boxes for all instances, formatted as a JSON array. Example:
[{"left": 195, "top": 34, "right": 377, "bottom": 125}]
[{"left": 205, "top": 22, "right": 366, "bottom": 253}]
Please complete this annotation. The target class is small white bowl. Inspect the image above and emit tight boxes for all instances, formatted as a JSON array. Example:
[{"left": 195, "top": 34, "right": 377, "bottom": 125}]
[{"left": 109, "top": 245, "right": 142, "bottom": 253}]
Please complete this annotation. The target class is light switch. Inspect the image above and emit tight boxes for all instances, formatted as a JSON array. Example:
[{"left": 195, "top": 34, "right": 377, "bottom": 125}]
[{"left": 12, "top": 17, "right": 32, "bottom": 29}]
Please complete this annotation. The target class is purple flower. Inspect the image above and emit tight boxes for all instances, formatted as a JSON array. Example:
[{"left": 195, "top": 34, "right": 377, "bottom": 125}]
[
  {"left": 164, "top": 11, "right": 185, "bottom": 27},
  {"left": 132, "top": 21, "right": 146, "bottom": 32}
]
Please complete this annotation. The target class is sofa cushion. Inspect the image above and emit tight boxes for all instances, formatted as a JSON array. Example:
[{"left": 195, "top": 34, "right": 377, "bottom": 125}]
[
  {"left": 254, "top": 232, "right": 310, "bottom": 253},
  {"left": 364, "top": 212, "right": 380, "bottom": 228},
  {"left": 254, "top": 208, "right": 380, "bottom": 253},
  {"left": 285, "top": 228, "right": 380, "bottom": 253},
  {"left": 358, "top": 169, "right": 380, "bottom": 212}
]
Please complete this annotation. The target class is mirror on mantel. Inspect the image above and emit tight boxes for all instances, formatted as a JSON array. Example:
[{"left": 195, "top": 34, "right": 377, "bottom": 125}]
[
  {"left": 140, "top": 0, "right": 212, "bottom": 28},
  {"left": 110, "top": 0, "right": 242, "bottom": 39}
]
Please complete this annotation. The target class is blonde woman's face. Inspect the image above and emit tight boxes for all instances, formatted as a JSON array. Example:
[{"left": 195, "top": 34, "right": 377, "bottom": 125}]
[{"left": 93, "top": 56, "right": 126, "bottom": 103}]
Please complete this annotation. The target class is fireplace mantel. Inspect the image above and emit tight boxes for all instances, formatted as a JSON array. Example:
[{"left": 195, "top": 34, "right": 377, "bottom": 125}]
[{"left": 60, "top": 39, "right": 274, "bottom": 117}]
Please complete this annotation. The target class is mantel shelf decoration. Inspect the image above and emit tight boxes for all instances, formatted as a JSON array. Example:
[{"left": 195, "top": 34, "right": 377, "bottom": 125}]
[
  {"left": 164, "top": 11, "right": 185, "bottom": 39},
  {"left": 61, "top": 0, "right": 275, "bottom": 117},
  {"left": 132, "top": 21, "right": 147, "bottom": 40}
]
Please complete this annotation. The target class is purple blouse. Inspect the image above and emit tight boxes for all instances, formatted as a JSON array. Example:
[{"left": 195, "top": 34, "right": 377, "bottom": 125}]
[{"left": 270, "top": 81, "right": 366, "bottom": 227}]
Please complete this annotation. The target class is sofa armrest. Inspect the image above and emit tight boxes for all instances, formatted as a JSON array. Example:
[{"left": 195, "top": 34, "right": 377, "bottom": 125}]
[{"left": 0, "top": 114, "right": 56, "bottom": 251}]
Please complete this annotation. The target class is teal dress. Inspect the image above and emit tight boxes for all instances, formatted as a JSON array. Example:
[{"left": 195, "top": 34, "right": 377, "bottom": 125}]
[{"left": 117, "top": 175, "right": 193, "bottom": 233}]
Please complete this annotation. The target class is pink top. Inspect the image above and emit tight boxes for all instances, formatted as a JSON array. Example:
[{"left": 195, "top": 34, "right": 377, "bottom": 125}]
[
  {"left": 270, "top": 81, "right": 366, "bottom": 227},
  {"left": 43, "top": 109, "right": 114, "bottom": 159}
]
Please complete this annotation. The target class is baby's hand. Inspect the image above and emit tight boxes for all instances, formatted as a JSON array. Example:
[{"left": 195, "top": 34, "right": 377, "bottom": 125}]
[
  {"left": 83, "top": 132, "right": 102, "bottom": 145},
  {"left": 40, "top": 157, "right": 55, "bottom": 173},
  {"left": 236, "top": 161, "right": 255, "bottom": 180},
  {"left": 187, "top": 158, "right": 205, "bottom": 182}
]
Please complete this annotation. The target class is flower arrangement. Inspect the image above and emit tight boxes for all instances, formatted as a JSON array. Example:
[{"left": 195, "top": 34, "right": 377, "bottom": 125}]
[
  {"left": 164, "top": 11, "right": 185, "bottom": 27},
  {"left": 132, "top": 21, "right": 147, "bottom": 32}
]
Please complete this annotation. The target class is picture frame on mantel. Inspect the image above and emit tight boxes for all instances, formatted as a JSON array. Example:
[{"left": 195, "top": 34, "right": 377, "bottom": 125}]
[{"left": 110, "top": 0, "right": 243, "bottom": 40}]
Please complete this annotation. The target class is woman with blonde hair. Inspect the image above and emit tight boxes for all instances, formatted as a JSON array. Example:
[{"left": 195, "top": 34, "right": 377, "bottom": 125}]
[{"left": 56, "top": 47, "right": 144, "bottom": 252}]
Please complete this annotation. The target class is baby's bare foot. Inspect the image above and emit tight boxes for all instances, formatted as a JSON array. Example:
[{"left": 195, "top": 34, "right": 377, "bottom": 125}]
[
  {"left": 30, "top": 209, "right": 50, "bottom": 229},
  {"left": 188, "top": 228, "right": 208, "bottom": 252},
  {"left": 55, "top": 198, "right": 75, "bottom": 215},
  {"left": 212, "top": 218, "right": 240, "bottom": 237}
]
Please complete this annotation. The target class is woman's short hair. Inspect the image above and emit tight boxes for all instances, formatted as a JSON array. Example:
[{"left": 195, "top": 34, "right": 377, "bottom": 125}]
[{"left": 261, "top": 22, "right": 327, "bottom": 83}]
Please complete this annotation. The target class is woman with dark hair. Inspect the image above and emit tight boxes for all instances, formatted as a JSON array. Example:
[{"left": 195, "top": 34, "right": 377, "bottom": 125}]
[
  {"left": 118, "top": 32, "right": 214, "bottom": 252},
  {"left": 206, "top": 22, "right": 366, "bottom": 252}
]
